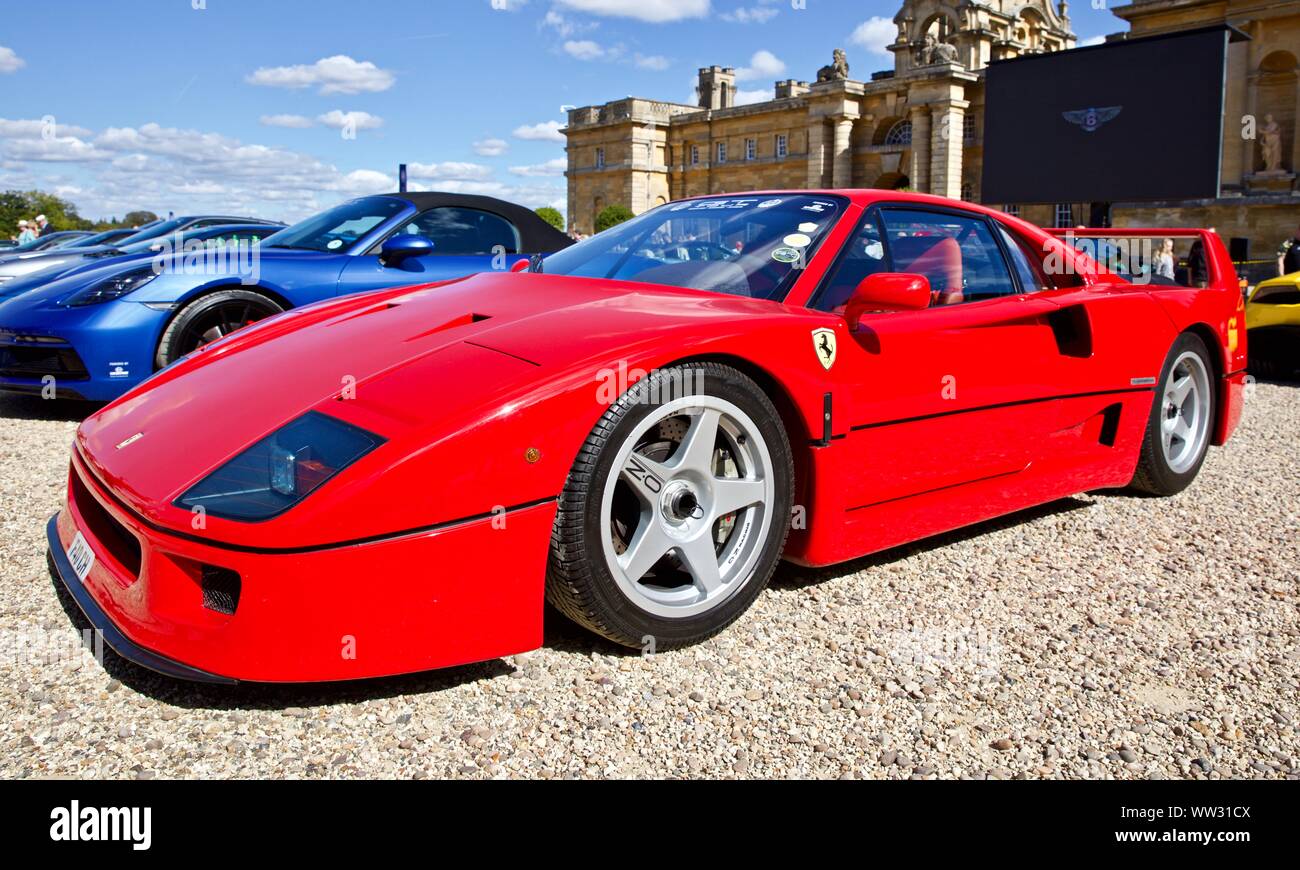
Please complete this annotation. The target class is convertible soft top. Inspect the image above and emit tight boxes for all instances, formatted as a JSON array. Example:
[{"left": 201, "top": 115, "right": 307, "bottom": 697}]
[{"left": 384, "top": 191, "right": 573, "bottom": 253}]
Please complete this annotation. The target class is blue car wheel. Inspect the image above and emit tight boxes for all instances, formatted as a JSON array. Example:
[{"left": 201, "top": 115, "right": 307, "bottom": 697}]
[{"left": 155, "top": 289, "right": 285, "bottom": 368}]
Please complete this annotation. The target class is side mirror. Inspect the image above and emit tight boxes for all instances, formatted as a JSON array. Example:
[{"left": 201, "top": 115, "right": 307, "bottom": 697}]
[
  {"left": 845, "top": 272, "right": 930, "bottom": 330},
  {"left": 380, "top": 234, "right": 435, "bottom": 265},
  {"left": 509, "top": 258, "right": 530, "bottom": 274}
]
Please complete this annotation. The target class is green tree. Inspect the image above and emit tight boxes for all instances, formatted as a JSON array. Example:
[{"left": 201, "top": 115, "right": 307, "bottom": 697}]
[
  {"left": 534, "top": 206, "right": 564, "bottom": 232},
  {"left": 594, "top": 204, "right": 635, "bottom": 233},
  {"left": 123, "top": 210, "right": 159, "bottom": 228}
]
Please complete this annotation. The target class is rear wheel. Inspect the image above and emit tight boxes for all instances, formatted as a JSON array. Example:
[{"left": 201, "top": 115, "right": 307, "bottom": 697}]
[
  {"left": 1130, "top": 332, "right": 1215, "bottom": 495},
  {"left": 547, "top": 362, "right": 793, "bottom": 649},
  {"left": 155, "top": 289, "right": 283, "bottom": 368}
]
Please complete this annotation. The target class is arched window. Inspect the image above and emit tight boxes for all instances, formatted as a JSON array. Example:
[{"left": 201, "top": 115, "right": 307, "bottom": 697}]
[{"left": 884, "top": 119, "right": 912, "bottom": 146}]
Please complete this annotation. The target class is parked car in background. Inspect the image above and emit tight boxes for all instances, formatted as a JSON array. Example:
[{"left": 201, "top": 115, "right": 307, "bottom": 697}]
[
  {"left": 1244, "top": 270, "right": 1300, "bottom": 378},
  {"left": 41, "top": 191, "right": 1246, "bottom": 682},
  {"left": 2, "top": 231, "right": 96, "bottom": 254},
  {"left": 0, "top": 215, "right": 282, "bottom": 285},
  {"left": 0, "top": 192, "right": 570, "bottom": 401},
  {"left": 0, "top": 224, "right": 281, "bottom": 399}
]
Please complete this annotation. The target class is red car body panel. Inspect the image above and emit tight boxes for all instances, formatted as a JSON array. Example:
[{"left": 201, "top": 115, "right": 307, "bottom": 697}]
[{"left": 49, "top": 191, "right": 1246, "bottom": 682}]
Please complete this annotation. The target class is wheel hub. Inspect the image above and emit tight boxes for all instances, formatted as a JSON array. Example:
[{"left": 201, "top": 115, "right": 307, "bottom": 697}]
[{"left": 599, "top": 396, "right": 775, "bottom": 619}]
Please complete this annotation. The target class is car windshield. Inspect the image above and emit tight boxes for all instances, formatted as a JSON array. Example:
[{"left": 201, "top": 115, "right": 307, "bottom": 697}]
[
  {"left": 541, "top": 195, "right": 844, "bottom": 300},
  {"left": 266, "top": 196, "right": 408, "bottom": 253},
  {"left": 64, "top": 230, "right": 129, "bottom": 248},
  {"left": 115, "top": 218, "right": 188, "bottom": 247},
  {"left": 116, "top": 227, "right": 257, "bottom": 254}
]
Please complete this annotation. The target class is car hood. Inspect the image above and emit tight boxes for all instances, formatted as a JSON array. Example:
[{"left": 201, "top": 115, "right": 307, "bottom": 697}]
[
  {"left": 0, "top": 250, "right": 157, "bottom": 306},
  {"left": 75, "top": 270, "right": 798, "bottom": 546}
]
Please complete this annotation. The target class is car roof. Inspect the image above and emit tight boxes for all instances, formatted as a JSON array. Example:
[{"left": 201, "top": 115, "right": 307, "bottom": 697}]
[{"left": 378, "top": 191, "right": 571, "bottom": 252}]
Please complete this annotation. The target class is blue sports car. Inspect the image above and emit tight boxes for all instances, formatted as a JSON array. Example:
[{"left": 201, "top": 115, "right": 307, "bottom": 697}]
[{"left": 0, "top": 192, "right": 571, "bottom": 401}]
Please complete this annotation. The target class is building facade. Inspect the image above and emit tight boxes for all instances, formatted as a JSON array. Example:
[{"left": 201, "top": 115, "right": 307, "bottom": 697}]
[
  {"left": 564, "top": 0, "right": 1077, "bottom": 234},
  {"left": 1108, "top": 0, "right": 1300, "bottom": 268},
  {"left": 563, "top": 0, "right": 1299, "bottom": 261}
]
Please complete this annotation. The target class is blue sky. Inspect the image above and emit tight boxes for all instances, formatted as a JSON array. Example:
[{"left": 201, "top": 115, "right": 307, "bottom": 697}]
[{"left": 0, "top": 0, "right": 1122, "bottom": 223}]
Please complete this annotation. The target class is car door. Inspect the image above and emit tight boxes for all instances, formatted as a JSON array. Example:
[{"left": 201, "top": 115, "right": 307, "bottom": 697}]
[
  {"left": 336, "top": 206, "right": 525, "bottom": 295},
  {"left": 817, "top": 205, "right": 1069, "bottom": 509}
]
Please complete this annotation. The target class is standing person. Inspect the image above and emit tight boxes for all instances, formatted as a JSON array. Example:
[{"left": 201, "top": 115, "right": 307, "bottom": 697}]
[
  {"left": 1278, "top": 223, "right": 1300, "bottom": 277},
  {"left": 16, "top": 220, "right": 37, "bottom": 245},
  {"left": 34, "top": 214, "right": 50, "bottom": 237},
  {"left": 1150, "top": 238, "right": 1175, "bottom": 282},
  {"left": 1186, "top": 228, "right": 1213, "bottom": 288}
]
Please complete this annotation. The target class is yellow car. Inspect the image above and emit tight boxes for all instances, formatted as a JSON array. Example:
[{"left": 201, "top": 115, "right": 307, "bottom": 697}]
[{"left": 1246, "top": 272, "right": 1300, "bottom": 378}]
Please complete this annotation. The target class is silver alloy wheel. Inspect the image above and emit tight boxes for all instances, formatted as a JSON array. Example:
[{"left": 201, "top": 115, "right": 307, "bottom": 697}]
[
  {"left": 1160, "top": 350, "right": 1212, "bottom": 474},
  {"left": 599, "top": 395, "right": 776, "bottom": 619}
]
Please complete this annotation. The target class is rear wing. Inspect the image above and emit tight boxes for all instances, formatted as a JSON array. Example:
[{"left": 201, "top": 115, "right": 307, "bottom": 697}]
[{"left": 1044, "top": 227, "right": 1240, "bottom": 292}]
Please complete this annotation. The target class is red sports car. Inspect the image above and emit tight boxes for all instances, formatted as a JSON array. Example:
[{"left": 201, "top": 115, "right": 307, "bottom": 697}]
[{"left": 47, "top": 192, "right": 1247, "bottom": 683}]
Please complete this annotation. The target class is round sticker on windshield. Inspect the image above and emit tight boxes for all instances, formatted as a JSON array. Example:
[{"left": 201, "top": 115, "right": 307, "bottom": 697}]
[
  {"left": 757, "top": 199, "right": 783, "bottom": 208},
  {"left": 771, "top": 246, "right": 802, "bottom": 264},
  {"left": 327, "top": 239, "right": 344, "bottom": 250},
  {"left": 783, "top": 233, "right": 812, "bottom": 248},
  {"left": 798, "top": 222, "right": 818, "bottom": 233}
]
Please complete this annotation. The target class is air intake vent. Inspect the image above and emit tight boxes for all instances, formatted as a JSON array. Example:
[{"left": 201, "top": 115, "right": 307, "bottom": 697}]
[{"left": 201, "top": 566, "right": 241, "bottom": 615}]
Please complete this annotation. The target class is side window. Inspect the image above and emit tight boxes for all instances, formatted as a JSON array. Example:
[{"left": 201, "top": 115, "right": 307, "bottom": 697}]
[
  {"left": 397, "top": 207, "right": 519, "bottom": 255},
  {"left": 996, "top": 224, "right": 1052, "bottom": 293},
  {"left": 879, "top": 208, "right": 1016, "bottom": 306},
  {"left": 815, "top": 214, "right": 889, "bottom": 312}
]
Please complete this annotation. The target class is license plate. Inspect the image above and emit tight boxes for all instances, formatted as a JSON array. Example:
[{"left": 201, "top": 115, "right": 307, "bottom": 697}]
[{"left": 66, "top": 530, "right": 95, "bottom": 583}]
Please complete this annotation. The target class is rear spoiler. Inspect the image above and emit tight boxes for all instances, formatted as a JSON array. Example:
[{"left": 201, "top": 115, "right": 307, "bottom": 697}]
[{"left": 1044, "top": 227, "right": 1238, "bottom": 291}]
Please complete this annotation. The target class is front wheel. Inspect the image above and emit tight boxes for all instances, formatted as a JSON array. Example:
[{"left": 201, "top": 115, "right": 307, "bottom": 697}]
[
  {"left": 1130, "top": 332, "right": 1215, "bottom": 495},
  {"left": 155, "top": 289, "right": 284, "bottom": 369},
  {"left": 547, "top": 362, "right": 793, "bottom": 649}
]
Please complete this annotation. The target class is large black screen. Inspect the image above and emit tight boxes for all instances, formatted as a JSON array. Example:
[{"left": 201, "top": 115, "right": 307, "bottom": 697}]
[{"left": 981, "top": 27, "right": 1230, "bottom": 204}]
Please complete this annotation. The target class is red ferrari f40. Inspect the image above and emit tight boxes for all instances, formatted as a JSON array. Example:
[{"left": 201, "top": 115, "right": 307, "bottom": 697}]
[{"left": 47, "top": 191, "right": 1247, "bottom": 682}]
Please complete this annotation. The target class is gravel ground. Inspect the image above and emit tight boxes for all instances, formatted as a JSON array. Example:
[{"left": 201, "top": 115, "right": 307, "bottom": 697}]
[{"left": 1, "top": 382, "right": 1297, "bottom": 780}]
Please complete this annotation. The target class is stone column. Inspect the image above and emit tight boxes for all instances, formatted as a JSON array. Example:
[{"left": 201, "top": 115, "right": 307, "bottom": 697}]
[
  {"left": 929, "top": 99, "right": 969, "bottom": 200},
  {"left": 908, "top": 105, "right": 931, "bottom": 193},
  {"left": 831, "top": 114, "right": 858, "bottom": 188},
  {"left": 807, "top": 119, "right": 829, "bottom": 187}
]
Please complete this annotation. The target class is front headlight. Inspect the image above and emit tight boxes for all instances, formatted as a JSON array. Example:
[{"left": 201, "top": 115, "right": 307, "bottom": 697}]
[
  {"left": 64, "top": 268, "right": 160, "bottom": 306},
  {"left": 175, "top": 412, "right": 385, "bottom": 521}
]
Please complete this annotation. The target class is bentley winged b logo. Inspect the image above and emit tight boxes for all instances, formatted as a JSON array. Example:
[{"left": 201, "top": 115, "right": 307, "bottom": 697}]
[
  {"left": 812, "top": 327, "right": 837, "bottom": 371},
  {"left": 1062, "top": 106, "right": 1122, "bottom": 133}
]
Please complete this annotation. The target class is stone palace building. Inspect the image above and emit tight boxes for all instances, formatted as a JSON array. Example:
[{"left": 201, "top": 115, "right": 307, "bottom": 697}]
[{"left": 563, "top": 0, "right": 1299, "bottom": 263}]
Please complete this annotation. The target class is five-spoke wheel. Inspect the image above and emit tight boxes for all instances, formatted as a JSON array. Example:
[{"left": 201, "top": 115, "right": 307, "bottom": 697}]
[{"left": 548, "top": 362, "right": 792, "bottom": 648}]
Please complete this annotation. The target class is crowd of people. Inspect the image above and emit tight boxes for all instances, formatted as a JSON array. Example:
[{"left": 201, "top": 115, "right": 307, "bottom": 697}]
[{"left": 7, "top": 213, "right": 50, "bottom": 244}]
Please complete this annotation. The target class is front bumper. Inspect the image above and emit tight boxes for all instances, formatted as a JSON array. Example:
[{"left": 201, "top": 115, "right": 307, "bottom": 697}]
[
  {"left": 0, "top": 302, "right": 166, "bottom": 402},
  {"left": 49, "top": 451, "right": 554, "bottom": 683}
]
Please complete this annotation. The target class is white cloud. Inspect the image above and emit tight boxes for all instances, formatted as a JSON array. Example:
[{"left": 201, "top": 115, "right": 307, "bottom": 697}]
[
  {"left": 720, "top": 5, "right": 778, "bottom": 24},
  {"left": 542, "top": 9, "right": 596, "bottom": 37},
  {"left": 736, "top": 49, "right": 784, "bottom": 81},
  {"left": 850, "top": 17, "right": 896, "bottom": 57},
  {"left": 1080, "top": 34, "right": 1107, "bottom": 47},
  {"left": 406, "top": 161, "right": 495, "bottom": 181},
  {"left": 635, "top": 53, "right": 671, "bottom": 71},
  {"left": 473, "top": 137, "right": 510, "bottom": 156},
  {"left": 564, "top": 40, "right": 610, "bottom": 61},
  {"left": 489, "top": 0, "right": 530, "bottom": 8},
  {"left": 316, "top": 110, "right": 385, "bottom": 131},
  {"left": 510, "top": 158, "right": 567, "bottom": 177},
  {"left": 0, "top": 46, "right": 24, "bottom": 74},
  {"left": 554, "top": 0, "right": 709, "bottom": 24},
  {"left": 260, "top": 113, "right": 315, "bottom": 128},
  {"left": 0, "top": 114, "right": 563, "bottom": 224},
  {"left": 246, "top": 55, "right": 395, "bottom": 95},
  {"left": 513, "top": 120, "right": 566, "bottom": 142}
]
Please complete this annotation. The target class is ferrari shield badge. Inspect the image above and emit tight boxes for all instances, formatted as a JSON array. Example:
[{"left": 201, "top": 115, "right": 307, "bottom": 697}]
[{"left": 812, "top": 328, "right": 837, "bottom": 371}]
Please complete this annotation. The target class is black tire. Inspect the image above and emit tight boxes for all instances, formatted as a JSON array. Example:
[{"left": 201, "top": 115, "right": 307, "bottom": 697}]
[
  {"left": 155, "top": 289, "right": 284, "bottom": 369},
  {"left": 547, "top": 362, "right": 793, "bottom": 650},
  {"left": 1129, "top": 332, "right": 1215, "bottom": 496}
]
